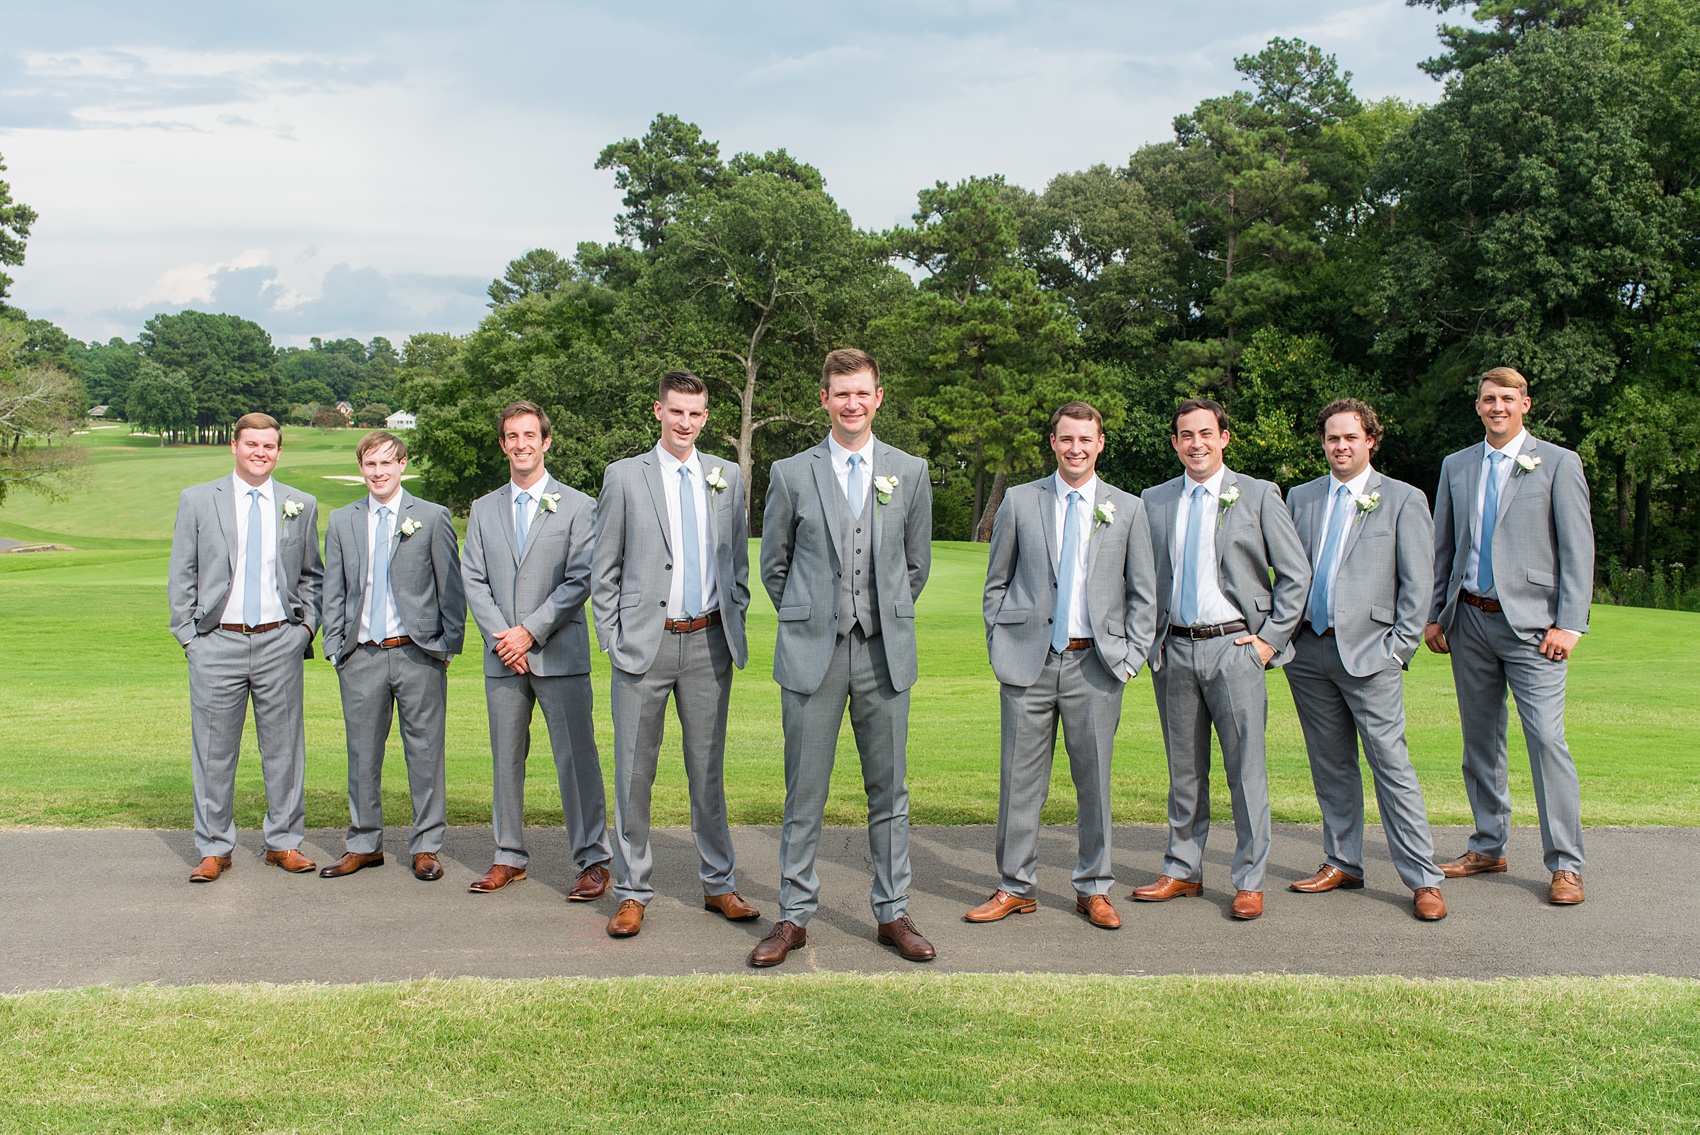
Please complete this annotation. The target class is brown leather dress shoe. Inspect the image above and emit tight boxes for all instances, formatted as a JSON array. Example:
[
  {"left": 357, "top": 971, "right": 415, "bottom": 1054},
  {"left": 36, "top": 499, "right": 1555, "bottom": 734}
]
[
  {"left": 965, "top": 890, "right": 1037, "bottom": 922},
  {"left": 1131, "top": 875, "right": 1204, "bottom": 901},
  {"left": 189, "top": 855, "right": 232, "bottom": 883},
  {"left": 1230, "top": 890, "right": 1264, "bottom": 920},
  {"left": 1439, "top": 850, "right": 1507, "bottom": 878},
  {"left": 567, "top": 864, "right": 611, "bottom": 901},
  {"left": 264, "top": 848, "right": 317, "bottom": 873},
  {"left": 412, "top": 853, "right": 444, "bottom": 881},
  {"left": 319, "top": 851, "right": 384, "bottom": 878},
  {"left": 469, "top": 864, "right": 526, "bottom": 893},
  {"left": 1413, "top": 887, "right": 1447, "bottom": 921},
  {"left": 1548, "top": 870, "right": 1585, "bottom": 905},
  {"left": 1288, "top": 864, "right": 1365, "bottom": 893},
  {"left": 877, "top": 915, "right": 937, "bottom": 961},
  {"left": 749, "top": 920, "right": 807, "bottom": 967},
  {"left": 607, "top": 899, "right": 645, "bottom": 938},
  {"left": 1076, "top": 893, "right": 1121, "bottom": 929},
  {"left": 703, "top": 891, "right": 760, "bottom": 920}
]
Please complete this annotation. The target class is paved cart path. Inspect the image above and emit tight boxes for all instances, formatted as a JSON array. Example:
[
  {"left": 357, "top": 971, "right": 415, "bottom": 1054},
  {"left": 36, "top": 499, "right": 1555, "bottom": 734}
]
[{"left": 1, "top": 824, "right": 1692, "bottom": 990}]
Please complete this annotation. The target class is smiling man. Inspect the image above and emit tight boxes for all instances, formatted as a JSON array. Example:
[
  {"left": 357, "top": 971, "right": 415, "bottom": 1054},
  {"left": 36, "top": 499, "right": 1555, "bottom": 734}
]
[
  {"left": 751, "top": 348, "right": 934, "bottom": 968},
  {"left": 1133, "top": 398, "right": 1309, "bottom": 921},
  {"left": 168, "top": 413, "right": 323, "bottom": 883},
  {"left": 1426, "top": 367, "right": 1594, "bottom": 905},
  {"left": 968, "top": 402, "right": 1157, "bottom": 931}
]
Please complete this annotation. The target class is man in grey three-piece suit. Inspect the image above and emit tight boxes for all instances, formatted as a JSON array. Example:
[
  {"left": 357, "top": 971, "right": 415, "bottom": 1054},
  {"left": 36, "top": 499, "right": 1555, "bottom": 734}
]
[
  {"left": 968, "top": 401, "right": 1158, "bottom": 931},
  {"left": 1426, "top": 367, "right": 1594, "bottom": 906},
  {"left": 1284, "top": 399, "right": 1447, "bottom": 922},
  {"left": 318, "top": 431, "right": 465, "bottom": 883},
  {"left": 748, "top": 348, "right": 935, "bottom": 968},
  {"left": 1133, "top": 398, "right": 1309, "bottom": 921},
  {"left": 168, "top": 412, "right": 322, "bottom": 882},
  {"left": 591, "top": 370, "right": 759, "bottom": 939},
  {"left": 461, "top": 400, "right": 612, "bottom": 899}
]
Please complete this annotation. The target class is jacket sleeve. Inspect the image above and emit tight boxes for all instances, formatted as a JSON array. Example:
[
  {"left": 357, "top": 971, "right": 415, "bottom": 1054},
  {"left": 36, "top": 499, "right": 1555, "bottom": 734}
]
[
  {"left": 1428, "top": 458, "right": 1456, "bottom": 625},
  {"left": 168, "top": 489, "right": 199, "bottom": 647},
  {"left": 1552, "top": 450, "right": 1595, "bottom": 634},
  {"left": 982, "top": 490, "right": 1017, "bottom": 640},
  {"left": 461, "top": 503, "right": 506, "bottom": 646},
  {"left": 729, "top": 468, "right": 751, "bottom": 616},
  {"left": 433, "top": 508, "right": 466, "bottom": 655},
  {"left": 759, "top": 464, "right": 796, "bottom": 610},
  {"left": 522, "top": 498, "right": 595, "bottom": 647},
  {"left": 1121, "top": 497, "right": 1159, "bottom": 675},
  {"left": 297, "top": 498, "right": 325, "bottom": 637},
  {"left": 1259, "top": 482, "right": 1310, "bottom": 653},
  {"left": 590, "top": 466, "right": 626, "bottom": 653},
  {"left": 1392, "top": 486, "right": 1434, "bottom": 664},
  {"left": 905, "top": 458, "right": 933, "bottom": 601},
  {"left": 321, "top": 514, "right": 347, "bottom": 662}
]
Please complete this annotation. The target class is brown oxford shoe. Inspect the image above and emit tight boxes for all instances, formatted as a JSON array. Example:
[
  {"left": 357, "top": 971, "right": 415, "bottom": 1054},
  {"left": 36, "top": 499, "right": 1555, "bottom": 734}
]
[
  {"left": 264, "top": 848, "right": 317, "bottom": 873},
  {"left": 1413, "top": 887, "right": 1448, "bottom": 921},
  {"left": 607, "top": 899, "right": 645, "bottom": 938},
  {"left": 567, "top": 864, "right": 611, "bottom": 901},
  {"left": 1439, "top": 850, "right": 1507, "bottom": 878},
  {"left": 877, "top": 915, "right": 937, "bottom": 962},
  {"left": 412, "top": 853, "right": 444, "bottom": 881},
  {"left": 1131, "top": 875, "right": 1204, "bottom": 902},
  {"left": 1230, "top": 890, "right": 1264, "bottom": 920},
  {"left": 1548, "top": 870, "right": 1585, "bottom": 905},
  {"left": 749, "top": 920, "right": 807, "bottom": 967},
  {"left": 319, "top": 851, "right": 384, "bottom": 878},
  {"left": 189, "top": 855, "right": 232, "bottom": 883},
  {"left": 1288, "top": 864, "right": 1365, "bottom": 893},
  {"left": 964, "top": 890, "right": 1038, "bottom": 923},
  {"left": 1076, "top": 893, "right": 1122, "bottom": 930},
  {"left": 469, "top": 864, "right": 526, "bottom": 893},
  {"left": 703, "top": 891, "right": 760, "bottom": 921}
]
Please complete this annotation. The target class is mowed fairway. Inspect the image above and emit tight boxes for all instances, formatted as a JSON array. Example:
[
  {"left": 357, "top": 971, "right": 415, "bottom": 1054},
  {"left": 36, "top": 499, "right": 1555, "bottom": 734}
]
[{"left": 1, "top": 426, "right": 1697, "bottom": 830}]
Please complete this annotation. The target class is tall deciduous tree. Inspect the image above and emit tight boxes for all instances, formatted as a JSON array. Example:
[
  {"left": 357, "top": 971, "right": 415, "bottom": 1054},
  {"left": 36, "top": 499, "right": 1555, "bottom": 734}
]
[
  {"left": 595, "top": 114, "right": 728, "bottom": 253},
  {"left": 0, "top": 318, "right": 85, "bottom": 503},
  {"left": 140, "top": 311, "right": 281, "bottom": 443}
]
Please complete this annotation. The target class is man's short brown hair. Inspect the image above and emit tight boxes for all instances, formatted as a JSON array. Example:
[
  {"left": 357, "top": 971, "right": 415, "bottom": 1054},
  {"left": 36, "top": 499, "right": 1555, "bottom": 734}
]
[
  {"left": 1050, "top": 401, "right": 1104, "bottom": 436},
  {"left": 1478, "top": 366, "right": 1529, "bottom": 396},
  {"left": 497, "top": 400, "right": 551, "bottom": 440},
  {"left": 822, "top": 347, "right": 880, "bottom": 389},
  {"left": 233, "top": 412, "right": 282, "bottom": 443},
  {"left": 356, "top": 430, "right": 407, "bottom": 465},
  {"left": 659, "top": 370, "right": 707, "bottom": 401},
  {"left": 1171, "top": 397, "right": 1228, "bottom": 434},
  {"left": 1315, "top": 398, "right": 1384, "bottom": 452}
]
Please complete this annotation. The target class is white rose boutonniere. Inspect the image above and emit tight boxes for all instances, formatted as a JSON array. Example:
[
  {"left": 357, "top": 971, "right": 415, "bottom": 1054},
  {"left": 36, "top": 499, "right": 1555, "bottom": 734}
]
[
  {"left": 282, "top": 499, "right": 304, "bottom": 520},
  {"left": 873, "top": 475, "right": 898, "bottom": 505},
  {"left": 1090, "top": 498, "right": 1116, "bottom": 537},
  {"left": 397, "top": 517, "right": 423, "bottom": 539},
  {"left": 539, "top": 492, "right": 561, "bottom": 514},
  {"left": 1215, "top": 482, "right": 1240, "bottom": 525},
  {"left": 705, "top": 466, "right": 729, "bottom": 495},
  {"left": 1354, "top": 491, "right": 1381, "bottom": 517},
  {"left": 1514, "top": 453, "right": 1541, "bottom": 476}
]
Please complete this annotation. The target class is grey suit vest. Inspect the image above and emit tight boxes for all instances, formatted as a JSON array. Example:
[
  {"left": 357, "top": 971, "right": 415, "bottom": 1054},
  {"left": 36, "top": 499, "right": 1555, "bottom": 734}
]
[{"left": 831, "top": 475, "right": 880, "bottom": 638}]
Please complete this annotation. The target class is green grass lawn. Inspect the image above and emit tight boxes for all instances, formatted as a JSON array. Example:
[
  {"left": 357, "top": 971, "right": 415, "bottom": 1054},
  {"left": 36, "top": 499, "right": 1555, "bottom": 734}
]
[
  {"left": 1, "top": 973, "right": 1695, "bottom": 1133},
  {"left": 3, "top": 426, "right": 1696, "bottom": 830}
]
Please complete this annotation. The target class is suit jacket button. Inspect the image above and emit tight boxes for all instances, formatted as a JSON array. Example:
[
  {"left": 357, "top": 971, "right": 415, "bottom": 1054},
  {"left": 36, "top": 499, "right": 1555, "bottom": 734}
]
[
  {"left": 665, "top": 564, "right": 672, "bottom": 570},
  {"left": 659, "top": 601, "right": 666, "bottom": 607}
]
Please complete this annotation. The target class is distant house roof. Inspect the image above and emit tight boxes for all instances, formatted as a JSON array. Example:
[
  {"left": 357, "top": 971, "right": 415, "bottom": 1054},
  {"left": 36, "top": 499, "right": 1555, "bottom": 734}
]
[
  {"left": 335, "top": 401, "right": 353, "bottom": 414},
  {"left": 89, "top": 405, "right": 109, "bottom": 418},
  {"left": 385, "top": 411, "right": 417, "bottom": 430}
]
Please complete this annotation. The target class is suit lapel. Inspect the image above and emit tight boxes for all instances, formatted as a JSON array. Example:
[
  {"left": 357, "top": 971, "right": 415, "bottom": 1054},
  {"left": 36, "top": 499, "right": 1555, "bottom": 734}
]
[
  {"left": 271, "top": 481, "right": 295, "bottom": 599},
  {"left": 1338, "top": 472, "right": 1377, "bottom": 565},
  {"left": 494, "top": 483, "right": 520, "bottom": 567},
  {"left": 214, "top": 479, "right": 238, "bottom": 574},
  {"left": 517, "top": 478, "right": 555, "bottom": 570},
  {"left": 1154, "top": 478, "right": 1179, "bottom": 599},
  {"left": 1301, "top": 481, "right": 1323, "bottom": 559},
  {"left": 1039, "top": 478, "right": 1060, "bottom": 579},
  {"left": 1463, "top": 444, "right": 1484, "bottom": 544},
  {"left": 389, "top": 491, "right": 414, "bottom": 565},
  {"left": 809, "top": 443, "right": 847, "bottom": 569},
  {"left": 349, "top": 496, "right": 370, "bottom": 597},
  {"left": 1495, "top": 439, "right": 1531, "bottom": 525},
  {"left": 1215, "top": 470, "right": 1238, "bottom": 574},
  {"left": 642, "top": 452, "right": 674, "bottom": 557},
  {"left": 1083, "top": 481, "right": 1107, "bottom": 578}
]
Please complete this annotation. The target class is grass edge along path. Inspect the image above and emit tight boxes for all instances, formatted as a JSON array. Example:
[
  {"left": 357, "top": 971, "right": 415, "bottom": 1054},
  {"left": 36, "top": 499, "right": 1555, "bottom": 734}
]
[{"left": 1, "top": 972, "right": 1696, "bottom": 1133}]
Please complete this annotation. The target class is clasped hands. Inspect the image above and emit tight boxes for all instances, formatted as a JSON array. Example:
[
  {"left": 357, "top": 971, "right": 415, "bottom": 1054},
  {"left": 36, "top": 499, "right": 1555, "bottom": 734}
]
[
  {"left": 1424, "top": 622, "right": 1578, "bottom": 661},
  {"left": 494, "top": 625, "right": 536, "bottom": 673}
]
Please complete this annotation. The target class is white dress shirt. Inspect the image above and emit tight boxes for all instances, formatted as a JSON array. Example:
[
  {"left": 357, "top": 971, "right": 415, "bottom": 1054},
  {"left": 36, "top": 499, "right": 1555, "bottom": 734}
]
[
  {"left": 656, "top": 444, "right": 719, "bottom": 618},
  {"left": 221, "top": 472, "right": 285, "bottom": 625},
  {"left": 827, "top": 432, "right": 874, "bottom": 514},
  {"left": 1314, "top": 465, "right": 1374, "bottom": 626},
  {"left": 1170, "top": 466, "right": 1242, "bottom": 625},
  {"left": 1464, "top": 429, "right": 1528, "bottom": 594},
  {"left": 1052, "top": 471, "right": 1097, "bottom": 639},
  {"left": 358, "top": 492, "right": 404, "bottom": 643}
]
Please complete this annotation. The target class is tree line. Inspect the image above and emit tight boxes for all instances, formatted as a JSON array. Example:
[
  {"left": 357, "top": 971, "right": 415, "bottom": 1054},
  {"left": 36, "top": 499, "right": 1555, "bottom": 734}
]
[{"left": 1, "top": 0, "right": 1696, "bottom": 588}]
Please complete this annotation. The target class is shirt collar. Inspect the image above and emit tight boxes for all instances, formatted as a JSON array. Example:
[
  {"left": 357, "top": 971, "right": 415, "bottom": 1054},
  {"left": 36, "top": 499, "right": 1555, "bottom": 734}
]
[
  {"left": 1329, "top": 465, "right": 1374, "bottom": 499},
  {"left": 1053, "top": 471, "right": 1098, "bottom": 505},
  {"left": 827, "top": 433, "right": 875, "bottom": 469},
  {"left": 1182, "top": 465, "right": 1227, "bottom": 498},
  {"left": 368, "top": 490, "right": 405, "bottom": 513},
  {"left": 655, "top": 444, "right": 700, "bottom": 477},
  {"left": 510, "top": 477, "right": 549, "bottom": 500},
  {"left": 233, "top": 473, "right": 275, "bottom": 499},
  {"left": 1484, "top": 429, "right": 1529, "bottom": 463}
]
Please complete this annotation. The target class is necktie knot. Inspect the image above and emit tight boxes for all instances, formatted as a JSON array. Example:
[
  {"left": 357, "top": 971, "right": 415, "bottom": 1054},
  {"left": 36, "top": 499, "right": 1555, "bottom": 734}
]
[{"left": 377, "top": 504, "right": 390, "bottom": 522}]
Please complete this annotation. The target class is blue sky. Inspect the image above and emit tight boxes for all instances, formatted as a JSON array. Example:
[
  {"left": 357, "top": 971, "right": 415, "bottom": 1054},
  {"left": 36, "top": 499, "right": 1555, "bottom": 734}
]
[{"left": 0, "top": 1, "right": 1450, "bottom": 348}]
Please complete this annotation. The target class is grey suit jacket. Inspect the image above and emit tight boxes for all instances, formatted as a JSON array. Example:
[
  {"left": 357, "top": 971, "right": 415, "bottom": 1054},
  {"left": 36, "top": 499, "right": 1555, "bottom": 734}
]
[
  {"left": 1429, "top": 436, "right": 1594, "bottom": 642},
  {"left": 760, "top": 439, "right": 933, "bottom": 695},
  {"left": 168, "top": 476, "right": 323, "bottom": 650},
  {"left": 461, "top": 475, "right": 595, "bottom": 678},
  {"left": 1141, "top": 468, "right": 1310, "bottom": 672},
  {"left": 983, "top": 476, "right": 1158, "bottom": 687},
  {"left": 592, "top": 449, "right": 751, "bottom": 673},
  {"left": 321, "top": 490, "right": 466, "bottom": 665},
  {"left": 1289, "top": 471, "right": 1432, "bottom": 677}
]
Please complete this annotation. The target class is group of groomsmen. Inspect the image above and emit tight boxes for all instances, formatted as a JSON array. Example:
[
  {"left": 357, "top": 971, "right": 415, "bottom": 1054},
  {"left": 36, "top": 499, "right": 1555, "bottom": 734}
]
[{"left": 168, "top": 350, "right": 1594, "bottom": 967}]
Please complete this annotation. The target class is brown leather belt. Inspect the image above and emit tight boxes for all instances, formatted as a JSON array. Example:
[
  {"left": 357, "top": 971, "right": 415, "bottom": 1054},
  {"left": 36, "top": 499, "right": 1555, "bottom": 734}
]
[
  {"left": 1461, "top": 592, "right": 1503, "bottom": 613},
  {"left": 665, "top": 611, "right": 722, "bottom": 634},
  {"left": 1060, "top": 638, "right": 1094, "bottom": 652},
  {"left": 1169, "top": 621, "right": 1248, "bottom": 640},
  {"left": 1311, "top": 626, "right": 1336, "bottom": 637},
  {"left": 370, "top": 636, "right": 413, "bottom": 649},
  {"left": 219, "top": 621, "right": 285, "bottom": 635}
]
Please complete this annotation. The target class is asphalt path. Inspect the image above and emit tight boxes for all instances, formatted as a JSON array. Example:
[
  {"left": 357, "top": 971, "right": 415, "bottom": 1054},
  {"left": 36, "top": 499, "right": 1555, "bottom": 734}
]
[{"left": 2, "top": 823, "right": 1692, "bottom": 990}]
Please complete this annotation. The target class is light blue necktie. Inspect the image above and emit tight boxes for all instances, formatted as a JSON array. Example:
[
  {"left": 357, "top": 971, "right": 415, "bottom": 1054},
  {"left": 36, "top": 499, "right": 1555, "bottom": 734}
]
[
  {"left": 514, "top": 491, "right": 532, "bottom": 558},
  {"left": 846, "top": 453, "right": 866, "bottom": 519},
  {"left": 1178, "top": 483, "right": 1208, "bottom": 626},
  {"left": 1478, "top": 451, "right": 1507, "bottom": 595},
  {"left": 370, "top": 505, "right": 391, "bottom": 642},
  {"left": 678, "top": 466, "right": 702, "bottom": 619},
  {"left": 1307, "top": 483, "right": 1353, "bottom": 636},
  {"left": 243, "top": 488, "right": 264, "bottom": 627},
  {"left": 1051, "top": 490, "right": 1083, "bottom": 653}
]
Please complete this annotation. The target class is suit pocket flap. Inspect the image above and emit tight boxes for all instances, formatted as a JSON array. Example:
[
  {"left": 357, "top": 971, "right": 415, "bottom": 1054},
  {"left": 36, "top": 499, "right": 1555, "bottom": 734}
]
[
  {"left": 993, "top": 606, "right": 1029, "bottom": 624},
  {"left": 1253, "top": 595, "right": 1272, "bottom": 613},
  {"left": 618, "top": 590, "right": 642, "bottom": 609},
  {"left": 1369, "top": 604, "right": 1396, "bottom": 626},
  {"left": 1526, "top": 568, "right": 1556, "bottom": 588},
  {"left": 778, "top": 604, "right": 812, "bottom": 622},
  {"left": 894, "top": 599, "right": 916, "bottom": 618}
]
